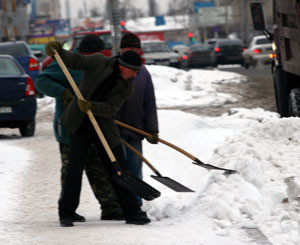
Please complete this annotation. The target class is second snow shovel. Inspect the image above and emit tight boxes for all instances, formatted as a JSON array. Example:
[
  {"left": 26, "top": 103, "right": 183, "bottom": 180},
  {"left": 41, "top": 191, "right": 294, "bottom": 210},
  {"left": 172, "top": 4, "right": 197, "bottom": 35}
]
[
  {"left": 115, "top": 120, "right": 237, "bottom": 175},
  {"left": 53, "top": 50, "right": 160, "bottom": 201},
  {"left": 121, "top": 139, "right": 194, "bottom": 192}
]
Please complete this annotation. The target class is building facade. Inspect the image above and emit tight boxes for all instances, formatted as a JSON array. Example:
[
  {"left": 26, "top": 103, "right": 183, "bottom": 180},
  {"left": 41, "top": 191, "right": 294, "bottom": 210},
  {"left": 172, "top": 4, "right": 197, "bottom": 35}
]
[{"left": 0, "top": 0, "right": 30, "bottom": 41}]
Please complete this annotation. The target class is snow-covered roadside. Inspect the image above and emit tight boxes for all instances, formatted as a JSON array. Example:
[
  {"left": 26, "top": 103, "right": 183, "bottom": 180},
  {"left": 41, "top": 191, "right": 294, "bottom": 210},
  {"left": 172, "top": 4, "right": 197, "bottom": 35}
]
[
  {"left": 146, "top": 65, "right": 245, "bottom": 109},
  {"left": 0, "top": 106, "right": 255, "bottom": 245}
]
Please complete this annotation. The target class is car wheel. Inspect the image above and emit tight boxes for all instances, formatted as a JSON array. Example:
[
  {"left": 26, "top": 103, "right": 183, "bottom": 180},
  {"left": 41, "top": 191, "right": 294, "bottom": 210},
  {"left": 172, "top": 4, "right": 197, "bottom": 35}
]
[{"left": 19, "top": 120, "right": 35, "bottom": 137}]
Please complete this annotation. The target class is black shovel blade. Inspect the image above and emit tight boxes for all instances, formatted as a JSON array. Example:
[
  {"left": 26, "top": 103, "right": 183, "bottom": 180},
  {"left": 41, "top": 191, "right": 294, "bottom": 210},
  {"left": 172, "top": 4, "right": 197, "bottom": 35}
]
[
  {"left": 151, "top": 175, "right": 195, "bottom": 192},
  {"left": 113, "top": 171, "right": 161, "bottom": 201},
  {"left": 193, "top": 159, "right": 237, "bottom": 174}
]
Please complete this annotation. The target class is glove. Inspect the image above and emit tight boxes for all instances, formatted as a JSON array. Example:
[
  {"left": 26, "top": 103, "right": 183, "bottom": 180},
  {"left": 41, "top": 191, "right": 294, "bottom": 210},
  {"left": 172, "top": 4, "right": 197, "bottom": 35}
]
[
  {"left": 146, "top": 131, "right": 159, "bottom": 144},
  {"left": 45, "top": 41, "right": 62, "bottom": 56},
  {"left": 78, "top": 99, "right": 92, "bottom": 113},
  {"left": 62, "top": 88, "right": 73, "bottom": 109}
]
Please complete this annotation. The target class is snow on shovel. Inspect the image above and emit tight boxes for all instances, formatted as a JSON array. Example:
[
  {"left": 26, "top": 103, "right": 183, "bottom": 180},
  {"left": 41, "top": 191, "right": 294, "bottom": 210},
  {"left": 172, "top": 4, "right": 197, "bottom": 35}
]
[
  {"left": 53, "top": 50, "right": 161, "bottom": 201},
  {"left": 115, "top": 120, "right": 237, "bottom": 175},
  {"left": 121, "top": 139, "right": 194, "bottom": 192}
]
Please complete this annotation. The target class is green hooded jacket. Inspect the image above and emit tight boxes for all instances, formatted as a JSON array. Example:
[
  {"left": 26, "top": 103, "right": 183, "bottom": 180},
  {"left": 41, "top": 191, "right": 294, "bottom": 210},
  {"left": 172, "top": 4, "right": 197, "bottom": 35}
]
[{"left": 35, "top": 61, "right": 83, "bottom": 144}]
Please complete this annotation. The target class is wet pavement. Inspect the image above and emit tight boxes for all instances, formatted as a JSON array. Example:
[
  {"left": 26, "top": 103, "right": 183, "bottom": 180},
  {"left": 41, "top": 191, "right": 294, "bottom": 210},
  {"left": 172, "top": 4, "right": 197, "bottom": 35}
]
[{"left": 183, "top": 65, "right": 276, "bottom": 117}]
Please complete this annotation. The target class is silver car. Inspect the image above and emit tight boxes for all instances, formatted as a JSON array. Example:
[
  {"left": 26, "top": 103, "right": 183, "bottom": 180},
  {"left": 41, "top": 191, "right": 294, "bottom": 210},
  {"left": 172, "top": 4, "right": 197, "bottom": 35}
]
[
  {"left": 243, "top": 35, "right": 273, "bottom": 69},
  {"left": 142, "top": 41, "right": 181, "bottom": 68}
]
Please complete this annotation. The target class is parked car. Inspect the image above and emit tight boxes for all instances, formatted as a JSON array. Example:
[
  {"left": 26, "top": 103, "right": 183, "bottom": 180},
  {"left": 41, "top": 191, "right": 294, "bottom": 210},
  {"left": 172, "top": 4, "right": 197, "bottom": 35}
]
[
  {"left": 242, "top": 35, "right": 273, "bottom": 69},
  {"left": 0, "top": 55, "right": 37, "bottom": 137},
  {"left": 214, "top": 39, "right": 245, "bottom": 65},
  {"left": 172, "top": 44, "right": 189, "bottom": 67},
  {"left": 187, "top": 44, "right": 216, "bottom": 68},
  {"left": 41, "top": 30, "right": 133, "bottom": 70},
  {"left": 0, "top": 41, "right": 39, "bottom": 82},
  {"left": 205, "top": 38, "right": 217, "bottom": 47},
  {"left": 142, "top": 40, "right": 181, "bottom": 68},
  {"left": 29, "top": 44, "right": 47, "bottom": 63}
]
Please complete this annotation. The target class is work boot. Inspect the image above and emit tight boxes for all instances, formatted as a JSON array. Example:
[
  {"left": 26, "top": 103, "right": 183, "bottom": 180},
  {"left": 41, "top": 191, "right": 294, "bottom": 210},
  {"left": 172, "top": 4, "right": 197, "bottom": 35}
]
[
  {"left": 126, "top": 211, "right": 151, "bottom": 225},
  {"left": 60, "top": 218, "right": 74, "bottom": 227},
  {"left": 101, "top": 208, "right": 125, "bottom": 220},
  {"left": 73, "top": 213, "right": 86, "bottom": 222}
]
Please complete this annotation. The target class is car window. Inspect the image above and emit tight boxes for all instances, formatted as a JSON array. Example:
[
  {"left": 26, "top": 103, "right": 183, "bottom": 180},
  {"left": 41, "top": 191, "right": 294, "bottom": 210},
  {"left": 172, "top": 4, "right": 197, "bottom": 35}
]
[
  {"left": 0, "top": 58, "right": 22, "bottom": 75},
  {"left": 191, "top": 45, "right": 211, "bottom": 51},
  {"left": 71, "top": 33, "right": 113, "bottom": 51},
  {"left": 99, "top": 33, "right": 113, "bottom": 49},
  {"left": 255, "top": 38, "right": 272, "bottom": 45},
  {"left": 62, "top": 38, "right": 74, "bottom": 50},
  {"left": 218, "top": 40, "right": 242, "bottom": 47},
  {"left": 0, "top": 43, "right": 29, "bottom": 57},
  {"left": 142, "top": 42, "right": 172, "bottom": 53}
]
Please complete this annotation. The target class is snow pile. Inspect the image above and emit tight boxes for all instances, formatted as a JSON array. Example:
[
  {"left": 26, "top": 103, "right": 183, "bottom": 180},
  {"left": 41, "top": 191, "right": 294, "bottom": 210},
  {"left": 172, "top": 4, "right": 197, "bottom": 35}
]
[
  {"left": 147, "top": 65, "right": 245, "bottom": 108},
  {"left": 144, "top": 109, "right": 300, "bottom": 245}
]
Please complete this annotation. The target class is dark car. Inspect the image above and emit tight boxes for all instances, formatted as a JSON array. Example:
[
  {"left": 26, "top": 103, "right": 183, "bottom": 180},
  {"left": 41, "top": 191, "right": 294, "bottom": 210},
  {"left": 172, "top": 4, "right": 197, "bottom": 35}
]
[
  {"left": 214, "top": 39, "right": 245, "bottom": 65},
  {"left": 0, "top": 55, "right": 37, "bottom": 137},
  {"left": 187, "top": 44, "right": 216, "bottom": 68},
  {"left": 0, "top": 41, "right": 39, "bottom": 82}
]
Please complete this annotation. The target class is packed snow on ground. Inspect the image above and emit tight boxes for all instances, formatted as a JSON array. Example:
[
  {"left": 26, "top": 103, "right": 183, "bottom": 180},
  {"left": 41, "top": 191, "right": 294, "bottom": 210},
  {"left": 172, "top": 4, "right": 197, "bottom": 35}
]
[{"left": 1, "top": 66, "right": 300, "bottom": 245}]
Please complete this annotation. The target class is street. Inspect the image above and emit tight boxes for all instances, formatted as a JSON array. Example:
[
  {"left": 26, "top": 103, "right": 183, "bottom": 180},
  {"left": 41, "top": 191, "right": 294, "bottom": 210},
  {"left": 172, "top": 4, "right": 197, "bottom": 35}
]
[
  {"left": 1, "top": 65, "right": 299, "bottom": 245},
  {"left": 182, "top": 64, "right": 276, "bottom": 117}
]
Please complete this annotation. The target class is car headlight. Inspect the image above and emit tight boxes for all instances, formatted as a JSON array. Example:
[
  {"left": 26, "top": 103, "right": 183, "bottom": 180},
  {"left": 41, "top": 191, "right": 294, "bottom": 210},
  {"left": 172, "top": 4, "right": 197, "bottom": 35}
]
[
  {"left": 272, "top": 41, "right": 276, "bottom": 51},
  {"left": 170, "top": 57, "right": 178, "bottom": 63}
]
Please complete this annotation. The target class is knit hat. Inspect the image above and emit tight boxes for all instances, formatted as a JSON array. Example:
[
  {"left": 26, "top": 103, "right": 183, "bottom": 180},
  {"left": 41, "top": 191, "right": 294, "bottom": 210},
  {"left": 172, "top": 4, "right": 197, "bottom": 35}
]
[
  {"left": 78, "top": 34, "right": 104, "bottom": 53},
  {"left": 118, "top": 50, "right": 142, "bottom": 70},
  {"left": 120, "top": 33, "right": 141, "bottom": 49}
]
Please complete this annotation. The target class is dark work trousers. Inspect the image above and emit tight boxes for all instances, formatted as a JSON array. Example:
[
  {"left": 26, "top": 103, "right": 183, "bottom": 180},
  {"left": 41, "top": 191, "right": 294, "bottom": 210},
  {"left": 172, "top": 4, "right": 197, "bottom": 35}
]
[{"left": 58, "top": 119, "right": 141, "bottom": 219}]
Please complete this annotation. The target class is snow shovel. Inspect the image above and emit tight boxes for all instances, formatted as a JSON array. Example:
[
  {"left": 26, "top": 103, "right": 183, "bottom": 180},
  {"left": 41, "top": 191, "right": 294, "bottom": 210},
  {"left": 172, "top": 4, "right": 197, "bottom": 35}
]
[
  {"left": 121, "top": 139, "right": 194, "bottom": 192},
  {"left": 53, "top": 50, "right": 161, "bottom": 201},
  {"left": 115, "top": 120, "right": 237, "bottom": 175}
]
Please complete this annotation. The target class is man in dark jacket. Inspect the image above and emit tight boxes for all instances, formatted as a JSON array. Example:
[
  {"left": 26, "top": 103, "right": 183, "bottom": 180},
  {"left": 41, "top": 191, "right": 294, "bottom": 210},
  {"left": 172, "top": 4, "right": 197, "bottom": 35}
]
[
  {"left": 45, "top": 41, "right": 151, "bottom": 227},
  {"left": 35, "top": 35, "right": 124, "bottom": 223},
  {"left": 117, "top": 33, "right": 159, "bottom": 205}
]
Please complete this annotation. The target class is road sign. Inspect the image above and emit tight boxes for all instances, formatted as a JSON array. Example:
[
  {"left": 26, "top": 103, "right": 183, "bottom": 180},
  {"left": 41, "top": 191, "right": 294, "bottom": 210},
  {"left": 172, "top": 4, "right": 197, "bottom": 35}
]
[
  {"left": 155, "top": 15, "right": 165, "bottom": 26},
  {"left": 194, "top": 1, "right": 214, "bottom": 12},
  {"left": 197, "top": 6, "right": 233, "bottom": 27}
]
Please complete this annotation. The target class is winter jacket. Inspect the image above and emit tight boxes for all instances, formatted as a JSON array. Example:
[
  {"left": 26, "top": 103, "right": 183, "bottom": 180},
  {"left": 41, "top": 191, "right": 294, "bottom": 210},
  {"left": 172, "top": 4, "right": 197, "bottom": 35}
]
[
  {"left": 35, "top": 61, "right": 83, "bottom": 144},
  {"left": 58, "top": 49, "right": 134, "bottom": 149},
  {"left": 116, "top": 65, "right": 158, "bottom": 140}
]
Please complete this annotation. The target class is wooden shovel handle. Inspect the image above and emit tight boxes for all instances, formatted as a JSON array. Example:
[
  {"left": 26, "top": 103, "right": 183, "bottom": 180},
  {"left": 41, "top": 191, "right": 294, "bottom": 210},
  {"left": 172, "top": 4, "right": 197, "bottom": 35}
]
[
  {"left": 121, "top": 139, "right": 161, "bottom": 176},
  {"left": 53, "top": 50, "right": 117, "bottom": 164},
  {"left": 115, "top": 120, "right": 197, "bottom": 161}
]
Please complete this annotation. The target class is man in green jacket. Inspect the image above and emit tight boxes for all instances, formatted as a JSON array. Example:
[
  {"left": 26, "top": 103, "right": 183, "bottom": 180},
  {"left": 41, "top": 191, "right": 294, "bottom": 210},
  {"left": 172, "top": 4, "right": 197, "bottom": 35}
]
[
  {"left": 45, "top": 41, "right": 151, "bottom": 227},
  {"left": 35, "top": 35, "right": 124, "bottom": 225}
]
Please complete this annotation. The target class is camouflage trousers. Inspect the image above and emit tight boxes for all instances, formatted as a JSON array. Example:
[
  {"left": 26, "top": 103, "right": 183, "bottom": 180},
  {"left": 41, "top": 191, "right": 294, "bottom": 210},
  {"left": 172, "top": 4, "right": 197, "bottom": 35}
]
[{"left": 59, "top": 143, "right": 122, "bottom": 214}]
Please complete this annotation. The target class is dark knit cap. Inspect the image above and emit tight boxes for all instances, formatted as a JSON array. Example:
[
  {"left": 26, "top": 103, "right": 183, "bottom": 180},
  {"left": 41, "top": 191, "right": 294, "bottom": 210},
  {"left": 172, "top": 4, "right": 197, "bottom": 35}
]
[
  {"left": 78, "top": 34, "right": 104, "bottom": 53},
  {"left": 120, "top": 33, "right": 141, "bottom": 49},
  {"left": 118, "top": 50, "right": 142, "bottom": 70}
]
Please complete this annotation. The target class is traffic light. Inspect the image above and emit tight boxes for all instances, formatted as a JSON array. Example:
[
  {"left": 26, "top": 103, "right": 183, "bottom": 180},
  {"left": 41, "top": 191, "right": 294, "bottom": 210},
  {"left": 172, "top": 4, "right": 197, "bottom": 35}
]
[
  {"left": 187, "top": 32, "right": 195, "bottom": 44},
  {"left": 120, "top": 20, "right": 126, "bottom": 29},
  {"left": 187, "top": 32, "right": 194, "bottom": 38}
]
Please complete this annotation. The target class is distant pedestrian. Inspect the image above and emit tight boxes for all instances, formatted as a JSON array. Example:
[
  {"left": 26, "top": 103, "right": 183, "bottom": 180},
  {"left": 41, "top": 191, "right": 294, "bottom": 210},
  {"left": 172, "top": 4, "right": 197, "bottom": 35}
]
[
  {"left": 116, "top": 33, "right": 159, "bottom": 205},
  {"left": 35, "top": 35, "right": 124, "bottom": 226},
  {"left": 45, "top": 40, "right": 151, "bottom": 227}
]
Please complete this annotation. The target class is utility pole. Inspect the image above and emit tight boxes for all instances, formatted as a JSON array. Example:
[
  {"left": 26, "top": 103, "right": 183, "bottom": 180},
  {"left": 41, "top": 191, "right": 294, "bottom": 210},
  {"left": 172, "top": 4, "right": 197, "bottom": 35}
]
[
  {"left": 239, "top": 0, "right": 248, "bottom": 45},
  {"left": 65, "top": 0, "right": 70, "bottom": 20},
  {"left": 107, "top": 0, "right": 121, "bottom": 56}
]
